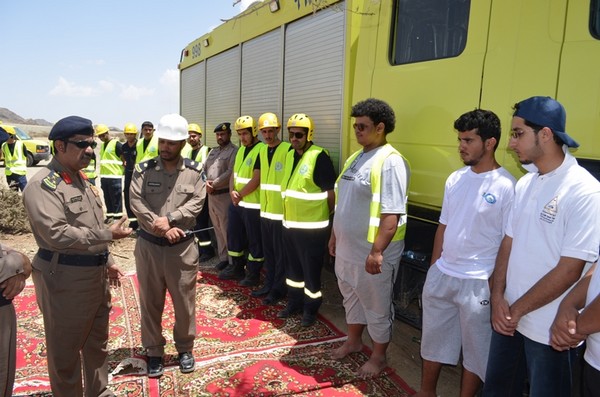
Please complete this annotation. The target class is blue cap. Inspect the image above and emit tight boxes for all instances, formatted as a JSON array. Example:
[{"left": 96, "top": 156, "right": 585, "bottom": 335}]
[
  {"left": 49, "top": 116, "right": 95, "bottom": 141},
  {"left": 513, "top": 96, "right": 579, "bottom": 148}
]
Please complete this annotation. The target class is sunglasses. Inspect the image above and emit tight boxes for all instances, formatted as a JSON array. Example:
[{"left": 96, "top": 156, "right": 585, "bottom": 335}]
[
  {"left": 289, "top": 132, "right": 306, "bottom": 139},
  {"left": 67, "top": 140, "right": 97, "bottom": 149}
]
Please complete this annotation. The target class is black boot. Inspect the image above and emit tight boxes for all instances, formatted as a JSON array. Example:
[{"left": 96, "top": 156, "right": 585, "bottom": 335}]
[
  {"left": 218, "top": 258, "right": 245, "bottom": 280},
  {"left": 239, "top": 271, "right": 260, "bottom": 287}
]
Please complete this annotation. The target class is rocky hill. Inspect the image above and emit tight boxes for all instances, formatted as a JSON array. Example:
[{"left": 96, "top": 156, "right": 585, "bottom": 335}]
[{"left": 0, "top": 107, "right": 53, "bottom": 126}]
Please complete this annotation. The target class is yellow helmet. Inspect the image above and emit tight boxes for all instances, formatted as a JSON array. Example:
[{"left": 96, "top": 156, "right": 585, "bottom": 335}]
[
  {"left": 95, "top": 124, "right": 109, "bottom": 136},
  {"left": 123, "top": 122, "right": 138, "bottom": 134},
  {"left": 188, "top": 123, "right": 202, "bottom": 134},
  {"left": 258, "top": 112, "right": 280, "bottom": 130},
  {"left": 234, "top": 115, "right": 257, "bottom": 137},
  {"left": 2, "top": 125, "right": 16, "bottom": 135},
  {"left": 287, "top": 113, "right": 314, "bottom": 141}
]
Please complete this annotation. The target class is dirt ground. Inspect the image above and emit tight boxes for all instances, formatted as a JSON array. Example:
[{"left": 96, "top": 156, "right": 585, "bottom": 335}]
[{"left": 1, "top": 231, "right": 463, "bottom": 396}]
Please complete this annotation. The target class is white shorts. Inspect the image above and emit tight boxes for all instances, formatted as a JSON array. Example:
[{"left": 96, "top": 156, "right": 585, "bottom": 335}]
[{"left": 420, "top": 264, "right": 492, "bottom": 381}]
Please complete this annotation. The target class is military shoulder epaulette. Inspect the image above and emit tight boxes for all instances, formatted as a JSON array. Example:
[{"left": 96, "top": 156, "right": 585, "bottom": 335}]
[
  {"left": 41, "top": 171, "right": 63, "bottom": 191},
  {"left": 183, "top": 158, "right": 203, "bottom": 172},
  {"left": 135, "top": 159, "right": 158, "bottom": 173}
]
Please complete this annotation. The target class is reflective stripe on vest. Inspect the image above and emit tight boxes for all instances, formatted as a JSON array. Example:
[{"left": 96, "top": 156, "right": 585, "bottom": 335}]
[
  {"left": 233, "top": 142, "right": 264, "bottom": 209},
  {"left": 281, "top": 145, "right": 330, "bottom": 229},
  {"left": 99, "top": 139, "right": 124, "bottom": 178},
  {"left": 336, "top": 144, "right": 409, "bottom": 243},
  {"left": 135, "top": 136, "right": 158, "bottom": 163},
  {"left": 83, "top": 157, "right": 97, "bottom": 179},
  {"left": 259, "top": 141, "right": 290, "bottom": 220},
  {"left": 2, "top": 141, "right": 27, "bottom": 175}
]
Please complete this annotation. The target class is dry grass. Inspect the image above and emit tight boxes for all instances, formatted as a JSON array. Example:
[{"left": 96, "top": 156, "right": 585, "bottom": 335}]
[{"left": 0, "top": 186, "right": 31, "bottom": 234}]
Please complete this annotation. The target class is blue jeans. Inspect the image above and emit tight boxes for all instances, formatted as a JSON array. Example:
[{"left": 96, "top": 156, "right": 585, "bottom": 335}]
[
  {"left": 6, "top": 174, "right": 27, "bottom": 191},
  {"left": 483, "top": 330, "right": 581, "bottom": 397}
]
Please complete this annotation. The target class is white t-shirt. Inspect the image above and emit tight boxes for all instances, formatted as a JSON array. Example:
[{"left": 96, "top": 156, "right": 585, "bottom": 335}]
[
  {"left": 505, "top": 149, "right": 600, "bottom": 345},
  {"left": 333, "top": 146, "right": 410, "bottom": 266},
  {"left": 584, "top": 267, "right": 600, "bottom": 370},
  {"left": 435, "top": 166, "right": 515, "bottom": 279}
]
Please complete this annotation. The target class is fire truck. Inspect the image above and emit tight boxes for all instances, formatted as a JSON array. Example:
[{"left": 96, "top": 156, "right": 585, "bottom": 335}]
[{"left": 179, "top": 0, "right": 600, "bottom": 326}]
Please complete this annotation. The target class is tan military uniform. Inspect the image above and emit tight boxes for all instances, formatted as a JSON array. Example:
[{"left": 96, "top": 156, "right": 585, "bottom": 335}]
[
  {"left": 22, "top": 158, "right": 115, "bottom": 397},
  {"left": 129, "top": 157, "right": 205, "bottom": 357},
  {"left": 203, "top": 142, "right": 238, "bottom": 263},
  {"left": 0, "top": 244, "right": 27, "bottom": 397}
]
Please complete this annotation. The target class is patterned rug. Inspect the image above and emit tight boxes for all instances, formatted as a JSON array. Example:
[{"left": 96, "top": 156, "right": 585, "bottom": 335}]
[{"left": 12, "top": 268, "right": 413, "bottom": 396}]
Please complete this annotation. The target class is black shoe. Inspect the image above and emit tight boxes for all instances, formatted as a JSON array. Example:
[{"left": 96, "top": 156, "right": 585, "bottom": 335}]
[
  {"left": 218, "top": 263, "right": 245, "bottom": 280},
  {"left": 301, "top": 312, "right": 317, "bottom": 327},
  {"left": 147, "top": 356, "right": 164, "bottom": 378},
  {"left": 199, "top": 252, "right": 215, "bottom": 262},
  {"left": 277, "top": 306, "right": 302, "bottom": 319},
  {"left": 251, "top": 285, "right": 271, "bottom": 297},
  {"left": 178, "top": 351, "right": 195, "bottom": 373},
  {"left": 262, "top": 293, "right": 283, "bottom": 306},
  {"left": 239, "top": 272, "right": 260, "bottom": 287},
  {"left": 215, "top": 260, "right": 229, "bottom": 271}
]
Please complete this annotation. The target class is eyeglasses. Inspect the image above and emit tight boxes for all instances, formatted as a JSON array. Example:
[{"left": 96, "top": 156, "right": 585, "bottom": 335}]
[
  {"left": 353, "top": 123, "right": 371, "bottom": 132},
  {"left": 67, "top": 140, "right": 97, "bottom": 149},
  {"left": 289, "top": 132, "right": 306, "bottom": 139}
]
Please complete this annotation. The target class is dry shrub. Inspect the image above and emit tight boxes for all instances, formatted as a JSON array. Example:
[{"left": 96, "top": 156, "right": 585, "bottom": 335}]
[{"left": 0, "top": 186, "right": 31, "bottom": 234}]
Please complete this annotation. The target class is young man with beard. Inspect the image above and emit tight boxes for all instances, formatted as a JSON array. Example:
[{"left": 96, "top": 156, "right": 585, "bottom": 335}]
[
  {"left": 95, "top": 124, "right": 124, "bottom": 222},
  {"left": 414, "top": 109, "right": 515, "bottom": 396},
  {"left": 129, "top": 114, "right": 205, "bottom": 378},
  {"left": 22, "top": 116, "right": 132, "bottom": 396},
  {"left": 204, "top": 122, "right": 238, "bottom": 270},
  {"left": 136, "top": 121, "right": 158, "bottom": 163}
]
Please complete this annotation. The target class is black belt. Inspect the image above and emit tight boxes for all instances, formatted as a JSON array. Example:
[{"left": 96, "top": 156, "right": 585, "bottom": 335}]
[
  {"left": 37, "top": 248, "right": 108, "bottom": 267},
  {"left": 212, "top": 188, "right": 229, "bottom": 195},
  {"left": 137, "top": 229, "right": 194, "bottom": 247}
]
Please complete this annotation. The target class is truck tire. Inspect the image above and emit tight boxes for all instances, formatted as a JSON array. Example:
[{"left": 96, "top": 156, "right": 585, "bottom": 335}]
[{"left": 26, "top": 151, "right": 34, "bottom": 167}]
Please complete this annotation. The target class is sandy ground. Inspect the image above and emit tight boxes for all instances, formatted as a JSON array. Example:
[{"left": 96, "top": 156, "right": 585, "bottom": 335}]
[{"left": 0, "top": 123, "right": 463, "bottom": 396}]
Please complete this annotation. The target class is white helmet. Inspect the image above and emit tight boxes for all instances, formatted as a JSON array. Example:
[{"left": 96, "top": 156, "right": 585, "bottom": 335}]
[{"left": 155, "top": 114, "right": 189, "bottom": 141}]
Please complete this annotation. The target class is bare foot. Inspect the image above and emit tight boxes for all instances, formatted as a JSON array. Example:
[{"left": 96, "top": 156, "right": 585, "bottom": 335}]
[
  {"left": 331, "top": 341, "right": 362, "bottom": 360},
  {"left": 356, "top": 355, "right": 386, "bottom": 378}
]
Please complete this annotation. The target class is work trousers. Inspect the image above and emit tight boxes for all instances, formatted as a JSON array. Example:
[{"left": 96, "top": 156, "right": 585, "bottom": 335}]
[
  {"left": 260, "top": 217, "right": 287, "bottom": 297},
  {"left": 32, "top": 263, "right": 113, "bottom": 397},
  {"left": 0, "top": 304, "right": 16, "bottom": 397},
  {"left": 208, "top": 193, "right": 231, "bottom": 263},
  {"left": 123, "top": 170, "right": 137, "bottom": 228},
  {"left": 6, "top": 174, "right": 27, "bottom": 192},
  {"left": 134, "top": 237, "right": 198, "bottom": 357},
  {"left": 227, "top": 204, "right": 264, "bottom": 271},
  {"left": 281, "top": 226, "right": 329, "bottom": 315},
  {"left": 100, "top": 177, "right": 123, "bottom": 219},
  {"left": 194, "top": 198, "right": 214, "bottom": 254}
]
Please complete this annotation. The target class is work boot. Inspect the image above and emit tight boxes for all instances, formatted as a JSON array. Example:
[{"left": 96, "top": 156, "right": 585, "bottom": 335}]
[
  {"left": 239, "top": 271, "right": 260, "bottom": 287},
  {"left": 251, "top": 284, "right": 271, "bottom": 297},
  {"left": 218, "top": 259, "right": 245, "bottom": 280},
  {"left": 215, "top": 260, "right": 229, "bottom": 271}
]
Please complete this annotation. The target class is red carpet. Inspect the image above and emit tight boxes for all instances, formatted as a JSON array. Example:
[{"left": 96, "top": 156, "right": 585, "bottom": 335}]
[{"left": 12, "top": 269, "right": 414, "bottom": 396}]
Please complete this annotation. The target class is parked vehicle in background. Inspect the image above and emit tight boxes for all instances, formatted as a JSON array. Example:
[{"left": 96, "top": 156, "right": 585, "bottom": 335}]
[{"left": 0, "top": 125, "right": 51, "bottom": 167}]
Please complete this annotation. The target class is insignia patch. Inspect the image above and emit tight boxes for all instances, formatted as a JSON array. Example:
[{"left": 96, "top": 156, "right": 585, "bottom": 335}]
[
  {"left": 41, "top": 171, "right": 62, "bottom": 191},
  {"left": 70, "top": 196, "right": 83, "bottom": 203},
  {"left": 482, "top": 192, "right": 497, "bottom": 204},
  {"left": 540, "top": 196, "right": 558, "bottom": 223},
  {"left": 148, "top": 181, "right": 161, "bottom": 187}
]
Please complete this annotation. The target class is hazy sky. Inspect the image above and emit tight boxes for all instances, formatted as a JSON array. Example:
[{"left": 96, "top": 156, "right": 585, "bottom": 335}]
[{"left": 1, "top": 0, "right": 253, "bottom": 128}]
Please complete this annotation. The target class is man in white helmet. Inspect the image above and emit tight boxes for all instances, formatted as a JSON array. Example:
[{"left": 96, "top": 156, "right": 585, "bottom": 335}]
[{"left": 129, "top": 114, "right": 205, "bottom": 378}]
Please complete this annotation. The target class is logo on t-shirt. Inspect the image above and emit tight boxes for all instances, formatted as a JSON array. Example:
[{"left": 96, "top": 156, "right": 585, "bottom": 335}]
[
  {"left": 540, "top": 196, "right": 558, "bottom": 223},
  {"left": 482, "top": 192, "right": 497, "bottom": 204}
]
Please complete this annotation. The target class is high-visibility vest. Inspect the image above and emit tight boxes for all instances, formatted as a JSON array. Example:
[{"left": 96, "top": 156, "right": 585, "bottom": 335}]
[
  {"left": 99, "top": 139, "right": 124, "bottom": 178},
  {"left": 281, "top": 145, "right": 330, "bottom": 229},
  {"left": 2, "top": 140, "right": 27, "bottom": 176},
  {"left": 135, "top": 136, "right": 158, "bottom": 163},
  {"left": 336, "top": 143, "right": 409, "bottom": 243},
  {"left": 233, "top": 142, "right": 264, "bottom": 209},
  {"left": 259, "top": 142, "right": 290, "bottom": 220},
  {"left": 83, "top": 157, "right": 97, "bottom": 180},
  {"left": 183, "top": 144, "right": 210, "bottom": 164}
]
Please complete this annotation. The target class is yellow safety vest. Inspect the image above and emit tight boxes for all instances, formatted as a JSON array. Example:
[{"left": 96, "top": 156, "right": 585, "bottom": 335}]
[
  {"left": 337, "top": 143, "right": 409, "bottom": 243},
  {"left": 99, "top": 139, "right": 124, "bottom": 178},
  {"left": 183, "top": 144, "right": 210, "bottom": 164},
  {"left": 233, "top": 142, "right": 264, "bottom": 209},
  {"left": 259, "top": 142, "right": 291, "bottom": 220},
  {"left": 135, "top": 136, "right": 158, "bottom": 163},
  {"left": 2, "top": 140, "right": 27, "bottom": 176},
  {"left": 281, "top": 145, "right": 329, "bottom": 229},
  {"left": 83, "top": 157, "right": 97, "bottom": 180}
]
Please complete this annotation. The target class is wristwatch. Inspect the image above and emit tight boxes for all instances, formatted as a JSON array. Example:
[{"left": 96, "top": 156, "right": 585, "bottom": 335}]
[{"left": 166, "top": 212, "right": 176, "bottom": 227}]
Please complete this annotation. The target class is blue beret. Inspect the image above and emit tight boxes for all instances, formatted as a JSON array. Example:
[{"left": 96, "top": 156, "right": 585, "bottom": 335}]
[
  {"left": 49, "top": 116, "right": 95, "bottom": 140},
  {"left": 213, "top": 122, "right": 231, "bottom": 133}
]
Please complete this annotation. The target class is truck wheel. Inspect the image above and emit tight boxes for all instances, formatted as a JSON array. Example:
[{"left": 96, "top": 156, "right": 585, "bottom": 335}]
[{"left": 26, "top": 151, "right": 34, "bottom": 167}]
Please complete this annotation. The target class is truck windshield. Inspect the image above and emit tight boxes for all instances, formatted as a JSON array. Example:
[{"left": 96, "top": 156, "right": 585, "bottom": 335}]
[{"left": 15, "top": 127, "right": 32, "bottom": 140}]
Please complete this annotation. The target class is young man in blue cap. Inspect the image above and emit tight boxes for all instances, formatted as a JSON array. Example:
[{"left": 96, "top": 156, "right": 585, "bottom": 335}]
[
  {"left": 22, "top": 115, "right": 132, "bottom": 397},
  {"left": 483, "top": 97, "right": 600, "bottom": 396}
]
